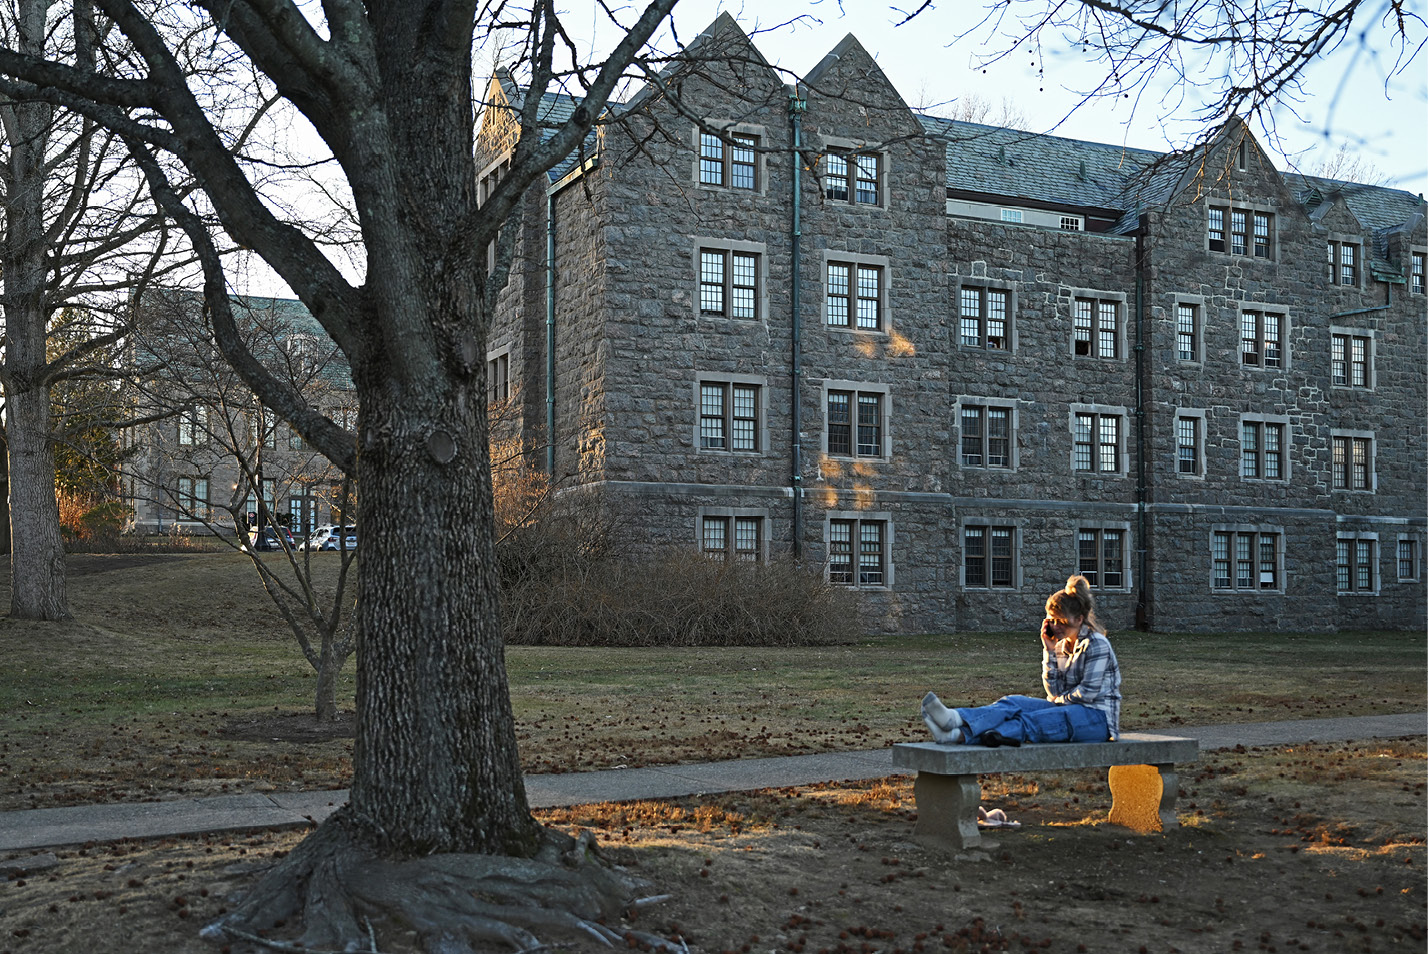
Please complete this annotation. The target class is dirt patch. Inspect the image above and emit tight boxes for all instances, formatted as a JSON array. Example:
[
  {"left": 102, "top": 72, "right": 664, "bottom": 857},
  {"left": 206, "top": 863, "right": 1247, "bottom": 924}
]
[
  {"left": 0, "top": 739, "right": 1421, "bottom": 953},
  {"left": 217, "top": 710, "right": 356, "bottom": 743}
]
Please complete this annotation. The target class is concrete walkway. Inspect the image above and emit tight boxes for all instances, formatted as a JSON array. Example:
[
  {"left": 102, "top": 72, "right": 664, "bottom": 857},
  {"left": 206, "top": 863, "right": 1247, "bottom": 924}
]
[{"left": 1, "top": 712, "right": 1421, "bottom": 853}]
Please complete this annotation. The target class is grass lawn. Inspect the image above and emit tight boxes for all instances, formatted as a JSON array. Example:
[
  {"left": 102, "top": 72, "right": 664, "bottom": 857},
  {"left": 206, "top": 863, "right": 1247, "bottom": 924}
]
[{"left": 0, "top": 551, "right": 1421, "bottom": 808}]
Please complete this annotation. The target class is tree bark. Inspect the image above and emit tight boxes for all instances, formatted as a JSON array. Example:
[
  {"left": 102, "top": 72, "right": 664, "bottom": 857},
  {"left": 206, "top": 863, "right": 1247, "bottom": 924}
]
[{"left": 1, "top": 0, "right": 70, "bottom": 621}]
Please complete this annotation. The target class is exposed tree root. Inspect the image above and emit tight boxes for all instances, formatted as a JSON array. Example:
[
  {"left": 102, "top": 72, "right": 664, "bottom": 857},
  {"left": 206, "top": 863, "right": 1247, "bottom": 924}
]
[{"left": 203, "top": 810, "right": 670, "bottom": 953}]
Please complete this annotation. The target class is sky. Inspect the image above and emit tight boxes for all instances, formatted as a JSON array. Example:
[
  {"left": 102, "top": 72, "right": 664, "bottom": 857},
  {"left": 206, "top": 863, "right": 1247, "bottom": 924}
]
[{"left": 631, "top": 0, "right": 1428, "bottom": 197}]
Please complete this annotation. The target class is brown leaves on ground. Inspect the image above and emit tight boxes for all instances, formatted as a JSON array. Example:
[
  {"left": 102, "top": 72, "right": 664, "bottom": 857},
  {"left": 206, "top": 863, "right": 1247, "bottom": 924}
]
[{"left": 0, "top": 740, "right": 1422, "bottom": 954}]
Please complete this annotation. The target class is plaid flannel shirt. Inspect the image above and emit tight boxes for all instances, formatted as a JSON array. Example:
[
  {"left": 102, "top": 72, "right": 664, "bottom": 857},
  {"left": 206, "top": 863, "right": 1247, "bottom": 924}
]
[{"left": 1042, "top": 626, "right": 1122, "bottom": 740}]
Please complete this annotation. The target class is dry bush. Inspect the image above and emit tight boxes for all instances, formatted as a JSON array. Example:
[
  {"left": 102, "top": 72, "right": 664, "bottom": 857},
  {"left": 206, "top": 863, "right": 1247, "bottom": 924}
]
[{"left": 495, "top": 478, "right": 858, "bottom": 647}]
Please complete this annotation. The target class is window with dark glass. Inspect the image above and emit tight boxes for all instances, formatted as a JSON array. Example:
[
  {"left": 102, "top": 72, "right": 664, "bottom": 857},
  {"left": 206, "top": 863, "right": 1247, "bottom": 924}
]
[
  {"left": 827, "top": 390, "right": 884, "bottom": 458},
  {"left": 960, "top": 405, "right": 1011, "bottom": 467},
  {"left": 700, "top": 131, "right": 758, "bottom": 189},
  {"left": 826, "top": 262, "right": 882, "bottom": 330},
  {"left": 1240, "top": 309, "right": 1284, "bottom": 367},
  {"left": 964, "top": 525, "right": 1015, "bottom": 588},
  {"left": 1208, "top": 205, "right": 1273, "bottom": 258},
  {"left": 1077, "top": 528, "right": 1125, "bottom": 589},
  {"left": 823, "top": 150, "right": 880, "bottom": 205},
  {"left": 1213, "top": 530, "right": 1280, "bottom": 590},
  {"left": 699, "top": 249, "right": 759, "bottom": 319},
  {"left": 703, "top": 515, "right": 763, "bottom": 562},
  {"left": 1176, "top": 416, "right": 1200, "bottom": 475},
  {"left": 700, "top": 382, "right": 759, "bottom": 452},
  {"left": 1073, "top": 298, "right": 1118, "bottom": 358},
  {"left": 829, "top": 518, "right": 887, "bottom": 587},
  {"left": 1240, "top": 420, "right": 1285, "bottom": 480},
  {"left": 1176, "top": 303, "right": 1198, "bottom": 361},
  {"left": 1331, "top": 333, "right": 1370, "bottom": 388},
  {"left": 959, "top": 286, "right": 1009, "bottom": 349},
  {"left": 1332, "top": 435, "right": 1372, "bottom": 491},
  {"left": 1337, "top": 537, "right": 1377, "bottom": 593},
  {"left": 1327, "top": 240, "right": 1359, "bottom": 286},
  {"left": 1073, "top": 413, "right": 1121, "bottom": 473}
]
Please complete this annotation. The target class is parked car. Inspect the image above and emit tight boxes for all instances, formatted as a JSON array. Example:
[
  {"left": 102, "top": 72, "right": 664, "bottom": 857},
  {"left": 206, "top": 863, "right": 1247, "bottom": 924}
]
[
  {"left": 303, "top": 525, "right": 358, "bottom": 551},
  {"left": 245, "top": 526, "right": 295, "bottom": 552}
]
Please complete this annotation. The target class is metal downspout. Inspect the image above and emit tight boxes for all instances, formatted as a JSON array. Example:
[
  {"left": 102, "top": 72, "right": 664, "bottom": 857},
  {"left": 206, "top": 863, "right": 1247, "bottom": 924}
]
[
  {"left": 789, "top": 89, "right": 806, "bottom": 560},
  {"left": 1134, "top": 212, "right": 1150, "bottom": 630}
]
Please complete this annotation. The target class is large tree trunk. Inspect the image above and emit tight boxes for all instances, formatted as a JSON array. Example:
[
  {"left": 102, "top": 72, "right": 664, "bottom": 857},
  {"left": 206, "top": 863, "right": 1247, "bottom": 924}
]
[
  {"left": 1, "top": 0, "right": 69, "bottom": 621},
  {"left": 6, "top": 386, "right": 69, "bottom": 620}
]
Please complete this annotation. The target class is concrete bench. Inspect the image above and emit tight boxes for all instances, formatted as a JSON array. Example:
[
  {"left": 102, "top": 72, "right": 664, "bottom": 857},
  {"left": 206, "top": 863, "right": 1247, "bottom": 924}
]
[{"left": 892, "top": 731, "right": 1199, "bottom": 850}]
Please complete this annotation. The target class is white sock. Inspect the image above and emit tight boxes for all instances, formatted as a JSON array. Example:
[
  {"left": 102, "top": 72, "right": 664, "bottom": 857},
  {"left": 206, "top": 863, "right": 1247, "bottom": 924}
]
[{"left": 921, "top": 692, "right": 964, "bottom": 733}]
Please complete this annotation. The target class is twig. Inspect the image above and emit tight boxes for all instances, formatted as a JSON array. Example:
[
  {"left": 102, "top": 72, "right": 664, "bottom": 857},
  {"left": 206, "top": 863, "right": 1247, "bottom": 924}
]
[{"left": 220, "top": 925, "right": 397, "bottom": 954}]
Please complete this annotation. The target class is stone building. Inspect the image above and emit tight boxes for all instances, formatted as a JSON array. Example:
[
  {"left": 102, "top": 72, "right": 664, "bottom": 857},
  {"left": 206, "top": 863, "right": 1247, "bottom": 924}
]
[
  {"left": 122, "top": 290, "right": 356, "bottom": 538},
  {"left": 477, "top": 13, "right": 1427, "bottom": 635}
]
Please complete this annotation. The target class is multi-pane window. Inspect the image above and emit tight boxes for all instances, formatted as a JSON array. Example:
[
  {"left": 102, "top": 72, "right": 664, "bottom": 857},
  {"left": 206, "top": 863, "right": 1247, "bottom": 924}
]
[
  {"left": 958, "top": 286, "right": 1010, "bottom": 349},
  {"left": 1176, "top": 416, "right": 1200, "bottom": 475},
  {"left": 1212, "top": 530, "right": 1281, "bottom": 590},
  {"left": 250, "top": 408, "right": 278, "bottom": 448},
  {"left": 487, "top": 353, "right": 510, "bottom": 403},
  {"left": 960, "top": 404, "right": 1012, "bottom": 467},
  {"left": 176, "top": 476, "right": 208, "bottom": 517},
  {"left": 1240, "top": 420, "right": 1285, "bottom": 480},
  {"left": 1412, "top": 251, "right": 1426, "bottom": 294},
  {"left": 1332, "top": 435, "right": 1372, "bottom": 491},
  {"left": 1072, "top": 297, "right": 1119, "bottom": 358},
  {"left": 828, "top": 390, "right": 884, "bottom": 458},
  {"left": 1175, "top": 303, "right": 1199, "bottom": 361},
  {"left": 823, "top": 151, "right": 880, "bottom": 205},
  {"left": 1208, "top": 205, "right": 1272, "bottom": 258},
  {"left": 699, "top": 382, "right": 760, "bottom": 452},
  {"left": 1240, "top": 309, "right": 1284, "bottom": 367},
  {"left": 964, "top": 526, "right": 1015, "bottom": 588},
  {"left": 1327, "top": 240, "right": 1359, "bottom": 286},
  {"left": 1077, "top": 529, "right": 1125, "bottom": 589},
  {"left": 826, "top": 262, "right": 882, "bottom": 330},
  {"left": 1336, "top": 537, "right": 1377, "bottom": 593},
  {"left": 1398, "top": 538, "right": 1420, "bottom": 581},
  {"left": 1331, "top": 333, "right": 1370, "bottom": 388},
  {"left": 699, "top": 132, "right": 758, "bottom": 189},
  {"left": 1073, "top": 413, "right": 1121, "bottom": 473},
  {"left": 699, "top": 249, "right": 759, "bottom": 319},
  {"left": 702, "top": 515, "right": 763, "bottom": 562},
  {"left": 829, "top": 518, "right": 887, "bottom": 587},
  {"left": 177, "top": 406, "right": 207, "bottom": 445}
]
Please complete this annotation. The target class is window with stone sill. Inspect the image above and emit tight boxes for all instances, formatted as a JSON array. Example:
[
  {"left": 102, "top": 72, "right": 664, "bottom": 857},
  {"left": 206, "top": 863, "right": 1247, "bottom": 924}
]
[
  {"left": 702, "top": 515, "right": 763, "bottom": 562},
  {"left": 1331, "top": 333, "right": 1370, "bottom": 388},
  {"left": 699, "top": 131, "right": 758, "bottom": 190},
  {"left": 1327, "top": 240, "right": 1360, "bottom": 286},
  {"left": 827, "top": 389, "right": 885, "bottom": 458},
  {"left": 823, "top": 150, "right": 881, "bottom": 206},
  {"left": 700, "top": 248, "right": 760, "bottom": 320},
  {"left": 829, "top": 518, "right": 887, "bottom": 587},
  {"left": 1337, "top": 536, "right": 1377, "bottom": 593},
  {"left": 826, "top": 262, "right": 882, "bottom": 331},
  {"left": 960, "top": 404, "right": 1012, "bottom": 468},
  {"left": 1073, "top": 297, "right": 1119, "bottom": 359},
  {"left": 1411, "top": 251, "right": 1425, "bottom": 295},
  {"left": 1175, "top": 303, "right": 1200, "bottom": 362},
  {"left": 1176, "top": 416, "right": 1201, "bottom": 476},
  {"left": 1240, "top": 309, "right": 1284, "bottom": 368},
  {"left": 958, "top": 286, "right": 1010, "bottom": 350},
  {"left": 1397, "top": 538, "right": 1420, "bottom": 582},
  {"left": 964, "top": 525, "right": 1015, "bottom": 588},
  {"left": 1332, "top": 434, "right": 1373, "bottom": 491},
  {"left": 1240, "top": 420, "right": 1286, "bottom": 481},
  {"left": 1073, "top": 412, "right": 1121, "bottom": 474},
  {"left": 1078, "top": 528, "right": 1126, "bottom": 589},
  {"left": 1213, "top": 530, "right": 1281, "bottom": 590},
  {"left": 699, "top": 381, "right": 760, "bottom": 453},
  {"left": 1208, "top": 205, "right": 1273, "bottom": 258}
]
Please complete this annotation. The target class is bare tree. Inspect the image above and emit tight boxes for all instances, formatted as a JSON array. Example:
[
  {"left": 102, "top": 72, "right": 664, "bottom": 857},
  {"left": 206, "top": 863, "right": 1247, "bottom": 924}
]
[
  {"left": 0, "top": 0, "right": 190, "bottom": 620},
  {"left": 129, "top": 289, "right": 358, "bottom": 723}
]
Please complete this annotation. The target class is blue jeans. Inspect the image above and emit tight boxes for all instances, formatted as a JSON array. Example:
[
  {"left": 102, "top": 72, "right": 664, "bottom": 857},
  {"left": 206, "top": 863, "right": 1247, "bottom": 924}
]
[{"left": 955, "top": 695, "right": 1109, "bottom": 744}]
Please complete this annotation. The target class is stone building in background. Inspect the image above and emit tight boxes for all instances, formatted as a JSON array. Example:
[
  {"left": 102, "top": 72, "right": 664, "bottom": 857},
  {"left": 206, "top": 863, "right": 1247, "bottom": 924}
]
[
  {"left": 477, "top": 14, "right": 1427, "bottom": 634},
  {"left": 122, "top": 290, "right": 355, "bottom": 538}
]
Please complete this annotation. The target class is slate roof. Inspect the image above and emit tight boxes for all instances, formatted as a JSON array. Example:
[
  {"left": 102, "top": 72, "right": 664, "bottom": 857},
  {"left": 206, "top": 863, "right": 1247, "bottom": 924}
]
[{"left": 493, "top": 70, "right": 607, "bottom": 183}]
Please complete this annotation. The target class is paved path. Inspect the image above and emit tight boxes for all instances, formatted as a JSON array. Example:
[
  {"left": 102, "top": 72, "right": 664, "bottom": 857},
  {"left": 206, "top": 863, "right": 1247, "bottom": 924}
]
[{"left": 0, "top": 712, "right": 1420, "bottom": 853}]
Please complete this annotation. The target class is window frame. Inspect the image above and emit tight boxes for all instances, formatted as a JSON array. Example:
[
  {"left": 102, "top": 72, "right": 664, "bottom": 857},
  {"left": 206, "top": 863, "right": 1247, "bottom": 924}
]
[
  {"left": 826, "top": 513, "right": 893, "bottom": 589},
  {"left": 1071, "top": 294, "right": 1123, "bottom": 360},
  {"left": 1410, "top": 250, "right": 1426, "bottom": 295},
  {"left": 957, "top": 399, "right": 1017, "bottom": 470},
  {"left": 1239, "top": 307, "right": 1287, "bottom": 369},
  {"left": 695, "top": 376, "right": 766, "bottom": 455},
  {"left": 1174, "top": 300, "right": 1203, "bottom": 364},
  {"left": 699, "top": 508, "right": 768, "bottom": 563},
  {"left": 177, "top": 406, "right": 208, "bottom": 446},
  {"left": 1397, "top": 535, "right": 1421, "bottom": 582},
  {"left": 1207, "top": 203, "right": 1275, "bottom": 259},
  {"left": 1211, "top": 527, "right": 1284, "bottom": 592},
  {"left": 696, "top": 241, "right": 765, "bottom": 321},
  {"left": 1070, "top": 405, "right": 1128, "bottom": 475},
  {"left": 1327, "top": 238, "right": 1360, "bottom": 287},
  {"left": 697, "top": 125, "right": 763, "bottom": 191},
  {"left": 956, "top": 283, "right": 1014, "bottom": 351},
  {"left": 486, "top": 350, "right": 510, "bottom": 404},
  {"left": 175, "top": 475, "right": 209, "bottom": 521},
  {"left": 1238, "top": 414, "right": 1290, "bottom": 482},
  {"left": 1329, "top": 329, "right": 1373, "bottom": 390},
  {"left": 1076, "top": 524, "right": 1131, "bottom": 591},
  {"left": 824, "top": 256, "right": 888, "bottom": 332},
  {"left": 1330, "top": 430, "right": 1375, "bottom": 492},
  {"left": 1336, "top": 532, "right": 1379, "bottom": 595},
  {"left": 962, "top": 522, "right": 1019, "bottom": 590},
  {"left": 825, "top": 382, "right": 890, "bottom": 460},
  {"left": 1174, "top": 409, "right": 1207, "bottom": 478},
  {"left": 822, "top": 146, "right": 884, "bottom": 207}
]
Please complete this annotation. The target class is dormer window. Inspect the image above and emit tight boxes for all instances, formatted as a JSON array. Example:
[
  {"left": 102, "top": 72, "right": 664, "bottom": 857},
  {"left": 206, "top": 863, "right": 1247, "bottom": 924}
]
[
  {"left": 1208, "top": 205, "right": 1273, "bottom": 258},
  {"left": 1327, "top": 241, "right": 1359, "bottom": 286}
]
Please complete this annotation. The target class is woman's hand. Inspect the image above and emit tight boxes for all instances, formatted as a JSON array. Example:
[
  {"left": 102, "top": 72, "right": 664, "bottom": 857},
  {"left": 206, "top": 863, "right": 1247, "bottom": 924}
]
[{"left": 1040, "top": 618, "right": 1058, "bottom": 650}]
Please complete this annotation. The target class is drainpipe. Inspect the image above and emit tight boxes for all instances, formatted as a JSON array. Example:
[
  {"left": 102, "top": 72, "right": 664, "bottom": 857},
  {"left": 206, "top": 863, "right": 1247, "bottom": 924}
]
[
  {"left": 788, "top": 88, "right": 807, "bottom": 560},
  {"left": 1134, "top": 212, "right": 1150, "bottom": 631}
]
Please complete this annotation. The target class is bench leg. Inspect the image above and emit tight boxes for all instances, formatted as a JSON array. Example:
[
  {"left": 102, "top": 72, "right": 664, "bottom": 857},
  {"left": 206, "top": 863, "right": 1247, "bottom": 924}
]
[
  {"left": 1107, "top": 763, "right": 1179, "bottom": 834},
  {"left": 912, "top": 772, "right": 982, "bottom": 850}
]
